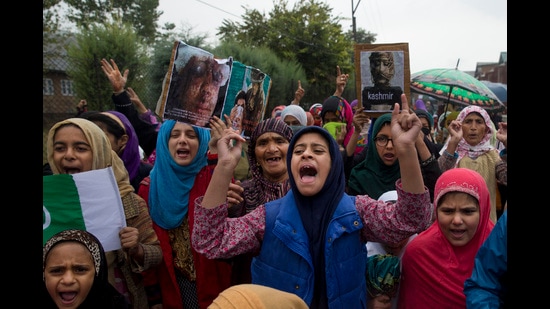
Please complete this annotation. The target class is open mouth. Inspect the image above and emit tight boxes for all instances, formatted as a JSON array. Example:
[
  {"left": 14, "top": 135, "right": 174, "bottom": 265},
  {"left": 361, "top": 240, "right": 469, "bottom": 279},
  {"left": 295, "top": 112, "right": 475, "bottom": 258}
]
[
  {"left": 59, "top": 291, "right": 77, "bottom": 303},
  {"left": 63, "top": 168, "right": 81, "bottom": 174},
  {"left": 299, "top": 164, "right": 317, "bottom": 180}
]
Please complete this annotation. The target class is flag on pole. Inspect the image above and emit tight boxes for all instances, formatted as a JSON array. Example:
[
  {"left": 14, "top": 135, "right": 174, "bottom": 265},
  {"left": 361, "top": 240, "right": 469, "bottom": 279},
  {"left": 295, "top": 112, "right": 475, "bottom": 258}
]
[{"left": 43, "top": 167, "right": 126, "bottom": 251}]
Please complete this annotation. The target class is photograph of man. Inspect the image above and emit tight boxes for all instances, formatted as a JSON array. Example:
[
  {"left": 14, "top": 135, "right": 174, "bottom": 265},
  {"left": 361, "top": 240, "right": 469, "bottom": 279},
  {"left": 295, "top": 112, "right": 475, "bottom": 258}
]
[
  {"left": 242, "top": 68, "right": 266, "bottom": 138},
  {"left": 164, "top": 43, "right": 231, "bottom": 127},
  {"left": 361, "top": 51, "right": 404, "bottom": 110}
]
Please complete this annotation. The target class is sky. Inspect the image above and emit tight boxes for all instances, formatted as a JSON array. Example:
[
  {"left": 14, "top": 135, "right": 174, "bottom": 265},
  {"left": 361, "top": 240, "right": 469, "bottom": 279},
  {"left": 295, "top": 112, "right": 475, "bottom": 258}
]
[{"left": 157, "top": 0, "right": 507, "bottom": 74}]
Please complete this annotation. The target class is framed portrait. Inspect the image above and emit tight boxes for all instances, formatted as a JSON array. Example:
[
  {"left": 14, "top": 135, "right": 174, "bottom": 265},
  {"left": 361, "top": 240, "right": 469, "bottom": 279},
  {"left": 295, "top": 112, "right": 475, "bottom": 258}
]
[
  {"left": 156, "top": 41, "right": 233, "bottom": 128},
  {"left": 354, "top": 43, "right": 410, "bottom": 115},
  {"left": 222, "top": 61, "right": 272, "bottom": 140}
]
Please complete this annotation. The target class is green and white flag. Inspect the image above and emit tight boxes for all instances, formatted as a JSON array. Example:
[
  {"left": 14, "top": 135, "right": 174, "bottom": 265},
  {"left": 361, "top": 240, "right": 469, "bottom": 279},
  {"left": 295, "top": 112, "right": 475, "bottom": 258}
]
[{"left": 43, "top": 167, "right": 126, "bottom": 251}]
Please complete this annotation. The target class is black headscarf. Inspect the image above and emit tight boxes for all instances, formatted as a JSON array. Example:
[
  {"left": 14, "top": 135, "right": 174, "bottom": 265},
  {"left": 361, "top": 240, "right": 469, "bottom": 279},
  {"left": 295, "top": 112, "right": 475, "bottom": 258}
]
[{"left": 286, "top": 126, "right": 345, "bottom": 308}]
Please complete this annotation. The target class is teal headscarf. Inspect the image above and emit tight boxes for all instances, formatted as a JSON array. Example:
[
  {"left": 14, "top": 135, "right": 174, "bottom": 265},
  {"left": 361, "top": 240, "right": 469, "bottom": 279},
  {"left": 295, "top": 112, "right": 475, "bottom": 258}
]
[
  {"left": 347, "top": 113, "right": 400, "bottom": 199},
  {"left": 148, "top": 120, "right": 210, "bottom": 229}
]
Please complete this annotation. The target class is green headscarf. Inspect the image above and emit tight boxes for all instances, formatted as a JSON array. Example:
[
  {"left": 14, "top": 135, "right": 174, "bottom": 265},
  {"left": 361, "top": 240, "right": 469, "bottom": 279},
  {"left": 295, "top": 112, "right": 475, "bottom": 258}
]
[{"left": 347, "top": 113, "right": 400, "bottom": 199}]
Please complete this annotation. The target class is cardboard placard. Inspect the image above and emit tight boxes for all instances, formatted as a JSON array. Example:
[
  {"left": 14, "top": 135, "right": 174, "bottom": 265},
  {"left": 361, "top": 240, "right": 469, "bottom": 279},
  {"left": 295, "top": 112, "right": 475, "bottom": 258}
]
[{"left": 354, "top": 43, "right": 410, "bottom": 115}]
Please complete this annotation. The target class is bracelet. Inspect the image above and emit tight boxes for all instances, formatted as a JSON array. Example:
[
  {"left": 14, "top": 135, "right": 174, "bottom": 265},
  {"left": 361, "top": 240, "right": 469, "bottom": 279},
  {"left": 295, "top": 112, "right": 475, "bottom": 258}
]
[
  {"left": 420, "top": 154, "right": 436, "bottom": 167},
  {"left": 443, "top": 150, "right": 458, "bottom": 159}
]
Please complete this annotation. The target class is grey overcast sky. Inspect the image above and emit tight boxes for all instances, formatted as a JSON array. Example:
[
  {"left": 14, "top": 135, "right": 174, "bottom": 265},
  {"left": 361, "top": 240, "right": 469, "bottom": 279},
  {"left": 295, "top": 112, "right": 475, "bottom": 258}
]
[{"left": 158, "top": 0, "right": 507, "bottom": 74}]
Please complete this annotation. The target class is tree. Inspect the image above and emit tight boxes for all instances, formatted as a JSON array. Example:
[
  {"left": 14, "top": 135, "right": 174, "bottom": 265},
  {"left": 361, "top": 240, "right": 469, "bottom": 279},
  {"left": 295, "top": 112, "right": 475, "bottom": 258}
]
[
  {"left": 66, "top": 22, "right": 149, "bottom": 111},
  {"left": 217, "top": 0, "right": 358, "bottom": 104},
  {"left": 62, "top": 0, "right": 161, "bottom": 44},
  {"left": 345, "top": 28, "right": 377, "bottom": 44},
  {"left": 43, "top": 0, "right": 63, "bottom": 34}
]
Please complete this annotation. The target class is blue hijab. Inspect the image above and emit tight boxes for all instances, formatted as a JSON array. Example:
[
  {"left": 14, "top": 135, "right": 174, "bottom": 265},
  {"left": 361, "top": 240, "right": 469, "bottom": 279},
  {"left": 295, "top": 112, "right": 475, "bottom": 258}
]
[{"left": 148, "top": 120, "right": 210, "bottom": 229}]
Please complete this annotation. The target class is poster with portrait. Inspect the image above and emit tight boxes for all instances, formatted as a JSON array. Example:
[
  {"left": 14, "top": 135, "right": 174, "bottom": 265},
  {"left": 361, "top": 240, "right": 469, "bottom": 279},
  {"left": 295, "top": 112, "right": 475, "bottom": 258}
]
[
  {"left": 156, "top": 41, "right": 233, "bottom": 128},
  {"left": 221, "top": 60, "right": 272, "bottom": 140},
  {"left": 354, "top": 43, "right": 410, "bottom": 115}
]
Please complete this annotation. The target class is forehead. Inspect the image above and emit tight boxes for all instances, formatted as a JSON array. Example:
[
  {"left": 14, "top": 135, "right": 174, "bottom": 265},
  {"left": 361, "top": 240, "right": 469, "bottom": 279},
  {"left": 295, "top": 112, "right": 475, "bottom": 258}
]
[
  {"left": 438, "top": 191, "right": 479, "bottom": 207},
  {"left": 54, "top": 125, "right": 86, "bottom": 140},
  {"left": 376, "top": 123, "right": 392, "bottom": 135},
  {"left": 172, "top": 122, "right": 194, "bottom": 131},
  {"left": 295, "top": 132, "right": 327, "bottom": 145},
  {"left": 464, "top": 112, "right": 484, "bottom": 121},
  {"left": 257, "top": 132, "right": 285, "bottom": 142},
  {"left": 47, "top": 241, "right": 93, "bottom": 261}
]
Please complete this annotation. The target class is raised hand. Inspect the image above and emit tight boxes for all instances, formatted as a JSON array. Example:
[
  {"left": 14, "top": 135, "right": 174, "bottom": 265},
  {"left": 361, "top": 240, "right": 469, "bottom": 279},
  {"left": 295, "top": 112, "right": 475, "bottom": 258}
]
[
  {"left": 496, "top": 122, "right": 507, "bottom": 148},
  {"left": 293, "top": 80, "right": 305, "bottom": 104},
  {"left": 391, "top": 94, "right": 421, "bottom": 150},
  {"left": 447, "top": 119, "right": 463, "bottom": 144},
  {"left": 208, "top": 115, "right": 230, "bottom": 153},
  {"left": 100, "top": 58, "right": 129, "bottom": 93},
  {"left": 334, "top": 65, "right": 349, "bottom": 97},
  {"left": 126, "top": 87, "right": 147, "bottom": 114}
]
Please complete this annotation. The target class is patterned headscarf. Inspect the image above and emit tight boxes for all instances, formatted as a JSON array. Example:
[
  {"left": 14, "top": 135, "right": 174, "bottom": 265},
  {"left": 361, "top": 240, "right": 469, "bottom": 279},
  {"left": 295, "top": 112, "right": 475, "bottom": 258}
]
[
  {"left": 43, "top": 229, "right": 104, "bottom": 278},
  {"left": 242, "top": 118, "right": 293, "bottom": 213},
  {"left": 455, "top": 106, "right": 495, "bottom": 160},
  {"left": 366, "top": 254, "right": 401, "bottom": 298},
  {"left": 42, "top": 229, "right": 123, "bottom": 309},
  {"left": 147, "top": 120, "right": 210, "bottom": 229},
  {"left": 309, "top": 103, "right": 323, "bottom": 126},
  {"left": 46, "top": 118, "right": 134, "bottom": 198}
]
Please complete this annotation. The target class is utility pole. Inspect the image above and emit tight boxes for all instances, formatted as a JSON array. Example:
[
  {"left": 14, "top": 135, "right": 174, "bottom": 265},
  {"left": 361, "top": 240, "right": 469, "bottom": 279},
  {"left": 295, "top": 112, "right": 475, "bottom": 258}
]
[{"left": 351, "top": 0, "right": 362, "bottom": 42}]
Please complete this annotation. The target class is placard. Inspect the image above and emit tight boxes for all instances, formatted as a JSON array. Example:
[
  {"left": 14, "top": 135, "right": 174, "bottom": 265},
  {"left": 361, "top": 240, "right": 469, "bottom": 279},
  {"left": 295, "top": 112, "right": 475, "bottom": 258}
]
[{"left": 354, "top": 43, "right": 410, "bottom": 116}]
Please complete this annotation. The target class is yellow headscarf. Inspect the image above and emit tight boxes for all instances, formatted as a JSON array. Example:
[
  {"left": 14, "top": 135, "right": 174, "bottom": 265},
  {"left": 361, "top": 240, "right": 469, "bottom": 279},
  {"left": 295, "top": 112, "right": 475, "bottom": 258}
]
[
  {"left": 46, "top": 117, "right": 134, "bottom": 198},
  {"left": 208, "top": 284, "right": 309, "bottom": 309}
]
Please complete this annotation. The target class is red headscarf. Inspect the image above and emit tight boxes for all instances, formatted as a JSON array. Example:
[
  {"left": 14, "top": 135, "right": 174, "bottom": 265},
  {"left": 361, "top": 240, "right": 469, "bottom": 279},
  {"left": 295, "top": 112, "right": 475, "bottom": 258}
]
[{"left": 398, "top": 168, "right": 494, "bottom": 309}]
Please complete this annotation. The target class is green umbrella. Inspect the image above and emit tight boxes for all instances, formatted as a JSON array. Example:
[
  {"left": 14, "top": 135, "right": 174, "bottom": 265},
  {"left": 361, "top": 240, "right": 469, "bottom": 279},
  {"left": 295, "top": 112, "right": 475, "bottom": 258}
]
[{"left": 410, "top": 68, "right": 505, "bottom": 112}]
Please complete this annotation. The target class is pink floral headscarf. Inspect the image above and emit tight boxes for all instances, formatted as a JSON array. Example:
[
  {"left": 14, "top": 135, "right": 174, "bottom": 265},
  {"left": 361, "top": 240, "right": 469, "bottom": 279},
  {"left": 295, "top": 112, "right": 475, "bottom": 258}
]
[{"left": 455, "top": 106, "right": 495, "bottom": 160}]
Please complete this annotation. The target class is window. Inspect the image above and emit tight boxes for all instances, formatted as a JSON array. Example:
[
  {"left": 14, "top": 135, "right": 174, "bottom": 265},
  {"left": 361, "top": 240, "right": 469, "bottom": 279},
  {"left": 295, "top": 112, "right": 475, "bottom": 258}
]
[
  {"left": 43, "top": 78, "right": 54, "bottom": 95},
  {"left": 61, "top": 79, "right": 75, "bottom": 96}
]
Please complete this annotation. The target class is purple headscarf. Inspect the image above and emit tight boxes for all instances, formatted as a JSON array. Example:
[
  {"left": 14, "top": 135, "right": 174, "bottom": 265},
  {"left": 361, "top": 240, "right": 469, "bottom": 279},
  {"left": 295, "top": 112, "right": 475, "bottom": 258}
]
[
  {"left": 415, "top": 99, "right": 427, "bottom": 111},
  {"left": 106, "top": 111, "right": 141, "bottom": 181}
]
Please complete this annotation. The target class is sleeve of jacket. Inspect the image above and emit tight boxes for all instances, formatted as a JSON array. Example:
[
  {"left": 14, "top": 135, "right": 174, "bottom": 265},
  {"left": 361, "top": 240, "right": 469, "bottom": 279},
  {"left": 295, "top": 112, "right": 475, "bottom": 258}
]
[
  {"left": 112, "top": 91, "right": 159, "bottom": 157},
  {"left": 464, "top": 210, "right": 507, "bottom": 308}
]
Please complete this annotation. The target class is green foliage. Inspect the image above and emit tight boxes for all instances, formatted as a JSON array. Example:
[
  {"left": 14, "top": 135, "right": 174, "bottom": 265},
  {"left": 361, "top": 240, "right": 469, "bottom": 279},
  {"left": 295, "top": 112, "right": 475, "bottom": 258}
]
[
  {"left": 216, "top": 0, "right": 367, "bottom": 103},
  {"left": 345, "top": 28, "right": 377, "bottom": 44},
  {"left": 63, "top": 0, "right": 161, "bottom": 44},
  {"left": 66, "top": 22, "right": 149, "bottom": 111}
]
